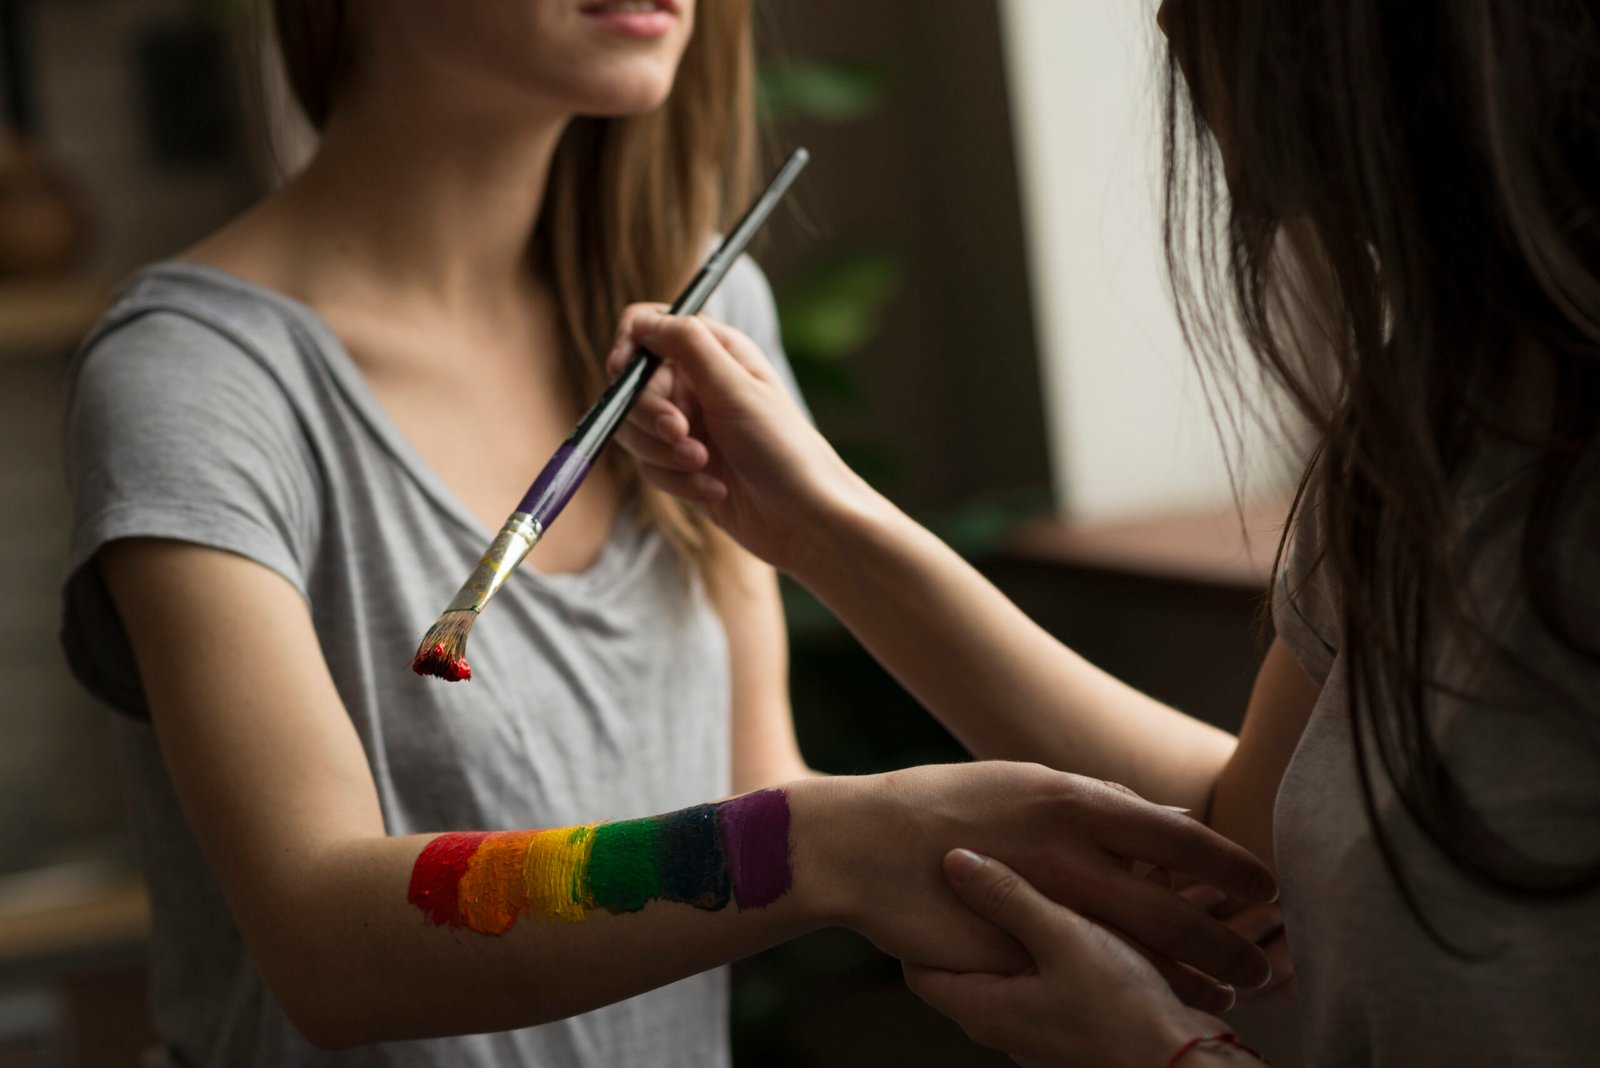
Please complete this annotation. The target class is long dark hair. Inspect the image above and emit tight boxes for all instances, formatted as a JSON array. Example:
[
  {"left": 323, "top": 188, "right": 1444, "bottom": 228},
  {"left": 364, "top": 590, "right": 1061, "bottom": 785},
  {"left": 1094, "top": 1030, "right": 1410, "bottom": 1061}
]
[{"left": 1161, "top": 0, "right": 1600, "bottom": 945}]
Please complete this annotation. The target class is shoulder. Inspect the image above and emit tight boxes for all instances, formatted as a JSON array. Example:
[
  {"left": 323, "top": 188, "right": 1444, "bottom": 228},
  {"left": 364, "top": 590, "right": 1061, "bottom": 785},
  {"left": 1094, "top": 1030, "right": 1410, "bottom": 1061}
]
[
  {"left": 71, "top": 263, "right": 320, "bottom": 427},
  {"left": 65, "top": 262, "right": 329, "bottom": 498},
  {"left": 1272, "top": 499, "right": 1340, "bottom": 687},
  {"left": 708, "top": 252, "right": 778, "bottom": 329},
  {"left": 699, "top": 250, "right": 811, "bottom": 418},
  {"left": 80, "top": 262, "right": 310, "bottom": 379},
  {"left": 694, "top": 242, "right": 778, "bottom": 346}
]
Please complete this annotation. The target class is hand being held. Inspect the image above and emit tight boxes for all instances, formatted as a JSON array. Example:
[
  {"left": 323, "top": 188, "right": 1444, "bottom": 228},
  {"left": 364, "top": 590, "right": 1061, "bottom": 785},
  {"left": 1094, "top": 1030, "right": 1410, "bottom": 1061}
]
[
  {"left": 814, "top": 765, "right": 1277, "bottom": 1004},
  {"left": 905, "top": 851, "right": 1258, "bottom": 1068},
  {"left": 1175, "top": 881, "right": 1295, "bottom": 1006},
  {"left": 607, "top": 304, "right": 876, "bottom": 577}
]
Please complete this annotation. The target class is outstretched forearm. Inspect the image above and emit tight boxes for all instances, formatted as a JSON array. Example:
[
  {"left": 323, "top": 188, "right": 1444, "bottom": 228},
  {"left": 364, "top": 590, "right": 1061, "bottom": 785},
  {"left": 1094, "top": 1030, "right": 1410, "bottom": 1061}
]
[
  {"left": 106, "top": 537, "right": 1277, "bottom": 1053},
  {"left": 612, "top": 310, "right": 1237, "bottom": 811},
  {"left": 792, "top": 492, "right": 1236, "bottom": 810},
  {"left": 255, "top": 785, "right": 838, "bottom": 1048}
]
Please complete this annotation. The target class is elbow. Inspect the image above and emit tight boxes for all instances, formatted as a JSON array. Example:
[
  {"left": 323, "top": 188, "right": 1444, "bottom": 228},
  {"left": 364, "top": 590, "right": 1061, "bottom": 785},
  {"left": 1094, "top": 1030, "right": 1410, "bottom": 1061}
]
[
  {"left": 274, "top": 971, "right": 371, "bottom": 1051},
  {"left": 282, "top": 984, "right": 422, "bottom": 1051},
  {"left": 257, "top": 935, "right": 389, "bottom": 1050},
  {"left": 265, "top": 938, "right": 548, "bottom": 1049}
]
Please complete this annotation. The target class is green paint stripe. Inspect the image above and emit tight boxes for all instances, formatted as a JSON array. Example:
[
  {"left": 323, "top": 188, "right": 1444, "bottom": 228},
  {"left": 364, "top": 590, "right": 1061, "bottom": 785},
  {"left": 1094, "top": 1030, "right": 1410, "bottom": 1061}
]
[{"left": 585, "top": 818, "right": 663, "bottom": 914}]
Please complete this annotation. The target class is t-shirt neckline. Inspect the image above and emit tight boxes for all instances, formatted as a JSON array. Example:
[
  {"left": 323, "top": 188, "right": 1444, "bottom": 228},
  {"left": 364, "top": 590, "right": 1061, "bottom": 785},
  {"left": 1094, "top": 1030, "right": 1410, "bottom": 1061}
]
[{"left": 139, "top": 258, "right": 640, "bottom": 596}]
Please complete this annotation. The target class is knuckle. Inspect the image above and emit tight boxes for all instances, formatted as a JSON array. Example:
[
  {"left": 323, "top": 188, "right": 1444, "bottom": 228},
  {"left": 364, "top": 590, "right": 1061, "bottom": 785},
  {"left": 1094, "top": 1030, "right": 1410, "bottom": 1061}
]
[
  {"left": 680, "top": 316, "right": 715, "bottom": 344},
  {"left": 980, "top": 870, "right": 1023, "bottom": 919}
]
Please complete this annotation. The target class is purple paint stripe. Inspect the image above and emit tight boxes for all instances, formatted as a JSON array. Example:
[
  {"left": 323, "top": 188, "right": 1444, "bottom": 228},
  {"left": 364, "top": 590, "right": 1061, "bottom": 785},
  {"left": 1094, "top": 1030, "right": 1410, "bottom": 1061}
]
[
  {"left": 717, "top": 789, "right": 792, "bottom": 909},
  {"left": 516, "top": 443, "right": 593, "bottom": 528}
]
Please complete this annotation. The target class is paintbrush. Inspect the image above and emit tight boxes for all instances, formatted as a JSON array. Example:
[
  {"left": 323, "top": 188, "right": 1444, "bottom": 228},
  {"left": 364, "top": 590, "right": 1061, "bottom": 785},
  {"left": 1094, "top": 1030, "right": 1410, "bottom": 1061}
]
[{"left": 412, "top": 147, "right": 811, "bottom": 682}]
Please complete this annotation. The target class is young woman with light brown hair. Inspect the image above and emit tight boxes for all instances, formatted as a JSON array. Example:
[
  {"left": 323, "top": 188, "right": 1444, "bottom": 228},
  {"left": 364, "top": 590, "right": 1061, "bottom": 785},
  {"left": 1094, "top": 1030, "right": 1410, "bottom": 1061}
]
[{"left": 57, "top": 2, "right": 1276, "bottom": 1064}]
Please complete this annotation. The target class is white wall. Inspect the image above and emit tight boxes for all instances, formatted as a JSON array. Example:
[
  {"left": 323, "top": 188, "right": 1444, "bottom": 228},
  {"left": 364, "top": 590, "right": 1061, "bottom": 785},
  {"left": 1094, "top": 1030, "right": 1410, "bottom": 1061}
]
[{"left": 998, "top": 0, "right": 1277, "bottom": 520}]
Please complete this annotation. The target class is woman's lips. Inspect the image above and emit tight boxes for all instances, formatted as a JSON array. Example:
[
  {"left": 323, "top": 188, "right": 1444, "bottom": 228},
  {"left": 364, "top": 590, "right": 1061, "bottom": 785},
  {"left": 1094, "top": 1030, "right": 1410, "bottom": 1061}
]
[{"left": 578, "top": 1, "right": 678, "bottom": 39}]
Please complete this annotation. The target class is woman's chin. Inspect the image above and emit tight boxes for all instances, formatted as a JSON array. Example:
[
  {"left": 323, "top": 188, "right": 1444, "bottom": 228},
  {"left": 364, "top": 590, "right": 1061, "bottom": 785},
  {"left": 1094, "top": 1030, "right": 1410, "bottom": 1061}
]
[{"left": 574, "top": 81, "right": 678, "bottom": 119}]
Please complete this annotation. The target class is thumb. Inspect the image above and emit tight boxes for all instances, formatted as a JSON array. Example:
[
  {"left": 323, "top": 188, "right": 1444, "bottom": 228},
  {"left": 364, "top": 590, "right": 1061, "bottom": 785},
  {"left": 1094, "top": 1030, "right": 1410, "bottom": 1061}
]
[
  {"left": 632, "top": 312, "right": 753, "bottom": 404},
  {"left": 943, "top": 850, "right": 1065, "bottom": 964}
]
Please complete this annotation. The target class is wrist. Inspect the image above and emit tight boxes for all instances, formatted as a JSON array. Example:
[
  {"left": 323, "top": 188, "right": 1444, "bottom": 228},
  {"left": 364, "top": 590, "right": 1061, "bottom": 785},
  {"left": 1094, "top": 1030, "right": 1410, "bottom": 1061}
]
[
  {"left": 781, "top": 774, "right": 872, "bottom": 931},
  {"left": 787, "top": 474, "right": 903, "bottom": 593},
  {"left": 1158, "top": 1015, "right": 1265, "bottom": 1068}
]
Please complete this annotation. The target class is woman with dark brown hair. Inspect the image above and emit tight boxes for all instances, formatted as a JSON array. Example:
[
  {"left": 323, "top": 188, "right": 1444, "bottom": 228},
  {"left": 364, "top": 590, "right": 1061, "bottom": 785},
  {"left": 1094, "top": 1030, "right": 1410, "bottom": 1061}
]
[
  {"left": 55, "top": 1, "right": 1277, "bottom": 1064},
  {"left": 609, "top": 0, "right": 1600, "bottom": 1064}
]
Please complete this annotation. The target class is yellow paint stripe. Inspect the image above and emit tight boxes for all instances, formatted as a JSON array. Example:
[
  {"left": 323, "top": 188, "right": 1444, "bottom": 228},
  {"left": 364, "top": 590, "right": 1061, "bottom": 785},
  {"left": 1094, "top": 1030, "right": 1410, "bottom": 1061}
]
[{"left": 522, "top": 824, "right": 598, "bottom": 923}]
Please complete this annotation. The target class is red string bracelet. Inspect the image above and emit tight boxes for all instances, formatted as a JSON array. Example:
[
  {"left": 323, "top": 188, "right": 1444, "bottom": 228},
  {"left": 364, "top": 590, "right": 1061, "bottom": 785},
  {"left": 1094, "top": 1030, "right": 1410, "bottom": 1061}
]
[{"left": 1165, "top": 1030, "right": 1268, "bottom": 1068}]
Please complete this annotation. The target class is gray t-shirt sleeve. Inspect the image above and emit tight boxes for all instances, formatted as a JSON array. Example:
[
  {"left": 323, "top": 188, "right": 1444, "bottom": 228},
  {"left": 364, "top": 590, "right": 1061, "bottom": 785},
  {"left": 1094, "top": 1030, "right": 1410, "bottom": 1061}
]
[
  {"left": 61, "top": 310, "right": 322, "bottom": 713},
  {"left": 706, "top": 253, "right": 811, "bottom": 421}
]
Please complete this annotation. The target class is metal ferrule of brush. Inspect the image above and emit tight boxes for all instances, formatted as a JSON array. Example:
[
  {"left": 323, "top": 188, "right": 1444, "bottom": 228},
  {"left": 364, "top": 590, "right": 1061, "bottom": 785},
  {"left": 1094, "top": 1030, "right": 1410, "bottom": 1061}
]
[{"left": 443, "top": 512, "right": 543, "bottom": 614}]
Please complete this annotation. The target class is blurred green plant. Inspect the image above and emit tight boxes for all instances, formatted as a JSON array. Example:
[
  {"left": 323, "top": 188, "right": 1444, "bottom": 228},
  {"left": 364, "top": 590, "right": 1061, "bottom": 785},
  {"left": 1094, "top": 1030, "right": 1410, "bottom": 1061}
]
[
  {"left": 759, "top": 61, "right": 890, "bottom": 125},
  {"left": 759, "top": 59, "right": 908, "bottom": 493},
  {"left": 777, "top": 248, "right": 900, "bottom": 405},
  {"left": 759, "top": 61, "right": 902, "bottom": 403},
  {"left": 759, "top": 59, "right": 1053, "bottom": 635}
]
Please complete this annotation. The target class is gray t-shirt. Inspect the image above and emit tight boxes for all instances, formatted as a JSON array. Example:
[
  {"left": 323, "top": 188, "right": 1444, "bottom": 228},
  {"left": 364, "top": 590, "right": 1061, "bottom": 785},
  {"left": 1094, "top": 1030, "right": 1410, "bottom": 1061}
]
[
  {"left": 60, "top": 258, "right": 799, "bottom": 1068},
  {"left": 1273, "top": 461, "right": 1600, "bottom": 1066}
]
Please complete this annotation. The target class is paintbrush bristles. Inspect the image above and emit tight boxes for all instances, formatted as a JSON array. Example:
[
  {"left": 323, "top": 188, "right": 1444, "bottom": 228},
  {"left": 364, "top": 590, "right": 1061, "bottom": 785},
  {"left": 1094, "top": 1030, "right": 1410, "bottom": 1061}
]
[{"left": 411, "top": 610, "right": 476, "bottom": 682}]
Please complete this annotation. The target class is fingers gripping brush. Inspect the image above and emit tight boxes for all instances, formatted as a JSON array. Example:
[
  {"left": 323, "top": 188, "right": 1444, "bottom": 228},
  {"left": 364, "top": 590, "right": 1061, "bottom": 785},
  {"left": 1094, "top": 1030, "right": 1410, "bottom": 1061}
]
[{"left": 412, "top": 148, "right": 810, "bottom": 682}]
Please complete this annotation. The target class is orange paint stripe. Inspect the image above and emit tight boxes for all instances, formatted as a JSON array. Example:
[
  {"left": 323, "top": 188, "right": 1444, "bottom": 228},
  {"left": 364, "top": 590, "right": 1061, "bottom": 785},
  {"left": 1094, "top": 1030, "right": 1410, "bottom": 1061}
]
[{"left": 457, "top": 831, "right": 538, "bottom": 935}]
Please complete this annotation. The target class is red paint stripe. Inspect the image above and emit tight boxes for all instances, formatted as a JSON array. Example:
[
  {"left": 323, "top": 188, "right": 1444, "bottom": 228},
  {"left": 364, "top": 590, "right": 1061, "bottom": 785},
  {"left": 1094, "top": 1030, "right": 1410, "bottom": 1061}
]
[{"left": 408, "top": 832, "right": 490, "bottom": 926}]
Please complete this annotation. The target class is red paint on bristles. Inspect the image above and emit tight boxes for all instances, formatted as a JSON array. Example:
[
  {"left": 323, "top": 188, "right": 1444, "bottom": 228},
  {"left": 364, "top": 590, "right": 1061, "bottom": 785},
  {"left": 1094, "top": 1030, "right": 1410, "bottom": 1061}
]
[
  {"left": 411, "top": 610, "right": 476, "bottom": 682},
  {"left": 412, "top": 642, "right": 472, "bottom": 682}
]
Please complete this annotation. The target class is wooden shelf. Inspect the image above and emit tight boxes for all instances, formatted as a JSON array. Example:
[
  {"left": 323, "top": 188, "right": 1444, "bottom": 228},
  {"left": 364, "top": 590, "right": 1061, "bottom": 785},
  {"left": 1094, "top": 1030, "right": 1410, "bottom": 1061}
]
[
  {"left": 0, "top": 861, "right": 149, "bottom": 982},
  {"left": 0, "top": 276, "right": 110, "bottom": 358},
  {"left": 1007, "top": 501, "right": 1291, "bottom": 591}
]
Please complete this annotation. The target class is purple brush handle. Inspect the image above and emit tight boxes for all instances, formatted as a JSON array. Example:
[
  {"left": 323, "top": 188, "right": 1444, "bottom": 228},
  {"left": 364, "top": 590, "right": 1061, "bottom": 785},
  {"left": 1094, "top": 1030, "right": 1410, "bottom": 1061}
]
[{"left": 516, "top": 443, "right": 592, "bottom": 530}]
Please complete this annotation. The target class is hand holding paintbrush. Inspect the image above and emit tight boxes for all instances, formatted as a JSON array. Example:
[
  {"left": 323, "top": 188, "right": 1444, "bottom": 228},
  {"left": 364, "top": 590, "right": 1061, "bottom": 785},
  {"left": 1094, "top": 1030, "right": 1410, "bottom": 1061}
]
[{"left": 412, "top": 147, "right": 810, "bottom": 681}]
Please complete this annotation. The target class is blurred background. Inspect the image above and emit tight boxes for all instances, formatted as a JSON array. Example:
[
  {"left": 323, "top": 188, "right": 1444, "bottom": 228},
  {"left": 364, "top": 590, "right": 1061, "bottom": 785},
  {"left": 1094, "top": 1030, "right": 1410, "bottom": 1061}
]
[{"left": 0, "top": 0, "right": 1300, "bottom": 1064}]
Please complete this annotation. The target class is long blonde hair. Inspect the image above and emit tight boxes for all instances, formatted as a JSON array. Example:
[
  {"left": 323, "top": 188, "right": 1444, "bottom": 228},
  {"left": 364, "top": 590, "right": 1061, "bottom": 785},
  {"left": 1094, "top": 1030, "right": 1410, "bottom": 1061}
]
[{"left": 268, "top": 1, "right": 757, "bottom": 568}]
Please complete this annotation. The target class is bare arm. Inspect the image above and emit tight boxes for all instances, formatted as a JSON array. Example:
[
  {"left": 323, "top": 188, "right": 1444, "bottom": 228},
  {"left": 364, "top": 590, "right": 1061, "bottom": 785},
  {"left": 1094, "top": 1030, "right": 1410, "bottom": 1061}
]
[
  {"left": 768, "top": 496, "right": 1319, "bottom": 859},
  {"left": 1208, "top": 638, "right": 1320, "bottom": 866},
  {"left": 612, "top": 309, "right": 1322, "bottom": 849},
  {"left": 707, "top": 533, "right": 812, "bottom": 792},
  {"left": 101, "top": 539, "right": 833, "bottom": 1047},
  {"left": 101, "top": 538, "right": 1273, "bottom": 1048},
  {"left": 796, "top": 493, "right": 1234, "bottom": 809}
]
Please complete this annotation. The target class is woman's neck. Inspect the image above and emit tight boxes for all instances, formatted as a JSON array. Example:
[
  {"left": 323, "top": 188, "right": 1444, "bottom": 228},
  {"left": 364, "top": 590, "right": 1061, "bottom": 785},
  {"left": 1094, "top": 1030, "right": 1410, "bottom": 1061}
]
[{"left": 198, "top": 51, "right": 572, "bottom": 329}]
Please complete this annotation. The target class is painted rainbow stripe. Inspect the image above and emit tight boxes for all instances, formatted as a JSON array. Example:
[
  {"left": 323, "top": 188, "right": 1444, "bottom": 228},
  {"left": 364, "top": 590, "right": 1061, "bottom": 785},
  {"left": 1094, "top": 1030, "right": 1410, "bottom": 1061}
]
[{"left": 408, "top": 790, "right": 792, "bottom": 935}]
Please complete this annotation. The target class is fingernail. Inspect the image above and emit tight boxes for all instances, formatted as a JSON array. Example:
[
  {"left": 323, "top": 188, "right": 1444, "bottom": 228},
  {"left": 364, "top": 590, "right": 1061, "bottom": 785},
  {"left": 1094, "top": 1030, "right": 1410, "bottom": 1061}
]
[
  {"left": 1233, "top": 950, "right": 1273, "bottom": 989},
  {"left": 945, "top": 848, "right": 985, "bottom": 884},
  {"left": 1207, "top": 983, "right": 1237, "bottom": 1014},
  {"left": 1252, "top": 871, "right": 1280, "bottom": 902},
  {"left": 656, "top": 414, "right": 677, "bottom": 438},
  {"left": 1158, "top": 804, "right": 1193, "bottom": 814}
]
